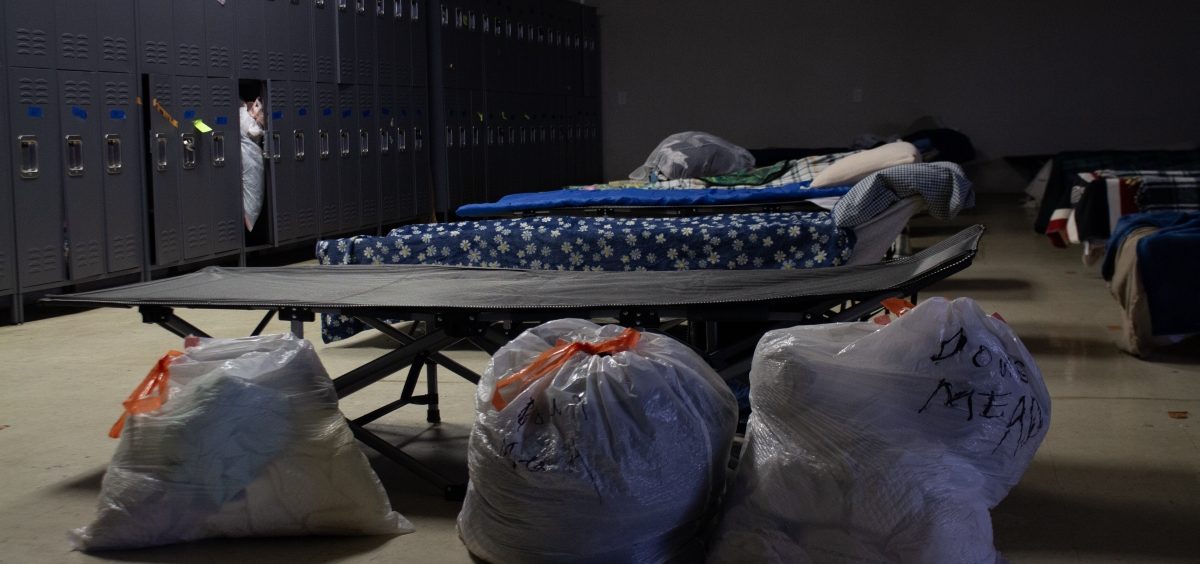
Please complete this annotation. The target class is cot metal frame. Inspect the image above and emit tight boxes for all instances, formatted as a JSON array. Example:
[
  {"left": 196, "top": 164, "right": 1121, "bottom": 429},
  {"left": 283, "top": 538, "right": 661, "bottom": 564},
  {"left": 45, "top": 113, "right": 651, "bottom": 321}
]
[{"left": 44, "top": 225, "right": 984, "bottom": 500}]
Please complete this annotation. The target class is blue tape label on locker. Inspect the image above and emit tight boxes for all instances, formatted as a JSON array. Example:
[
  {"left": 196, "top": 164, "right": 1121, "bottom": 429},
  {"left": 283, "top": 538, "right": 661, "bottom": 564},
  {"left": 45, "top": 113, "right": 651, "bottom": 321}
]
[
  {"left": 324, "top": 108, "right": 334, "bottom": 116},
  {"left": 216, "top": 116, "right": 228, "bottom": 125},
  {"left": 342, "top": 110, "right": 352, "bottom": 118},
  {"left": 362, "top": 110, "right": 372, "bottom": 117},
  {"left": 184, "top": 110, "right": 196, "bottom": 120},
  {"left": 110, "top": 110, "right": 127, "bottom": 120},
  {"left": 27, "top": 106, "right": 44, "bottom": 118},
  {"left": 72, "top": 106, "right": 89, "bottom": 120},
  {"left": 273, "top": 111, "right": 283, "bottom": 120},
  {"left": 299, "top": 108, "right": 308, "bottom": 116}
]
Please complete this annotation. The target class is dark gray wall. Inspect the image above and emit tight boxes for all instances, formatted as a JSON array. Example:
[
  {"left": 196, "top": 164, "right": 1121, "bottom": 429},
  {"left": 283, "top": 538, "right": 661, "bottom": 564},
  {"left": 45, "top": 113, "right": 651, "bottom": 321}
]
[{"left": 589, "top": 1, "right": 1200, "bottom": 190}]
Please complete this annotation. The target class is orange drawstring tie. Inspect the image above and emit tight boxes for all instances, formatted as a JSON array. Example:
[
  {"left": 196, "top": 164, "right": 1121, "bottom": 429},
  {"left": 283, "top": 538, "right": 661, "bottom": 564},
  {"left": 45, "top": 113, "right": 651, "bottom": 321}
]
[
  {"left": 108, "top": 351, "right": 182, "bottom": 438},
  {"left": 491, "top": 328, "right": 641, "bottom": 411}
]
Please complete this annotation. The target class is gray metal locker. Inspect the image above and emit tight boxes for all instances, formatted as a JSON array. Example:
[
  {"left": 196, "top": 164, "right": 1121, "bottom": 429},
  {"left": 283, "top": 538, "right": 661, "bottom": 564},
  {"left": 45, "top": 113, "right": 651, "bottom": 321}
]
[
  {"left": 236, "top": 0, "right": 266, "bottom": 78},
  {"left": 147, "top": 74, "right": 181, "bottom": 266},
  {"left": 288, "top": 0, "right": 314, "bottom": 82},
  {"left": 411, "top": 0, "right": 429, "bottom": 87},
  {"left": 263, "top": 0, "right": 290, "bottom": 80},
  {"left": 439, "top": 0, "right": 458, "bottom": 90},
  {"left": 4, "top": 0, "right": 57, "bottom": 69},
  {"left": 176, "top": 75, "right": 211, "bottom": 260},
  {"left": 376, "top": 0, "right": 396, "bottom": 87},
  {"left": 136, "top": 0, "right": 173, "bottom": 74},
  {"left": 412, "top": 86, "right": 431, "bottom": 219},
  {"left": 208, "top": 78, "right": 242, "bottom": 254},
  {"left": 315, "top": 83, "right": 340, "bottom": 234},
  {"left": 98, "top": 72, "right": 143, "bottom": 273},
  {"left": 290, "top": 81, "right": 318, "bottom": 241},
  {"left": 355, "top": 0, "right": 376, "bottom": 85},
  {"left": 468, "top": 88, "right": 485, "bottom": 203},
  {"left": 394, "top": 0, "right": 413, "bottom": 86},
  {"left": 394, "top": 85, "right": 415, "bottom": 223},
  {"left": 54, "top": 0, "right": 96, "bottom": 72},
  {"left": 336, "top": 0, "right": 356, "bottom": 84},
  {"left": 267, "top": 81, "right": 294, "bottom": 242},
  {"left": 358, "top": 83, "right": 380, "bottom": 231},
  {"left": 9, "top": 67, "right": 66, "bottom": 287},
  {"left": 463, "top": 0, "right": 482, "bottom": 90},
  {"left": 57, "top": 70, "right": 106, "bottom": 280},
  {"left": 442, "top": 88, "right": 462, "bottom": 211},
  {"left": 313, "top": 0, "right": 338, "bottom": 83},
  {"left": 204, "top": 0, "right": 236, "bottom": 78},
  {"left": 336, "top": 84, "right": 360, "bottom": 229},
  {"left": 377, "top": 82, "right": 398, "bottom": 224},
  {"left": 172, "top": 0, "right": 204, "bottom": 76},
  {"left": 0, "top": 68, "right": 17, "bottom": 296},
  {"left": 96, "top": 0, "right": 136, "bottom": 74}
]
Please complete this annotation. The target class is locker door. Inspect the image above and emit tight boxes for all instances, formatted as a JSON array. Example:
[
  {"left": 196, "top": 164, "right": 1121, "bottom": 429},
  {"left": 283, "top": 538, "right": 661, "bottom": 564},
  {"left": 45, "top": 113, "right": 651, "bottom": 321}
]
[
  {"left": 355, "top": 0, "right": 376, "bottom": 85},
  {"left": 443, "top": 89, "right": 462, "bottom": 211},
  {"left": 582, "top": 7, "right": 598, "bottom": 98},
  {"left": 54, "top": 0, "right": 96, "bottom": 72},
  {"left": 204, "top": 0, "right": 236, "bottom": 78},
  {"left": 394, "top": 0, "right": 413, "bottom": 86},
  {"left": 5, "top": 0, "right": 57, "bottom": 69},
  {"left": 483, "top": 91, "right": 504, "bottom": 200},
  {"left": 336, "top": 84, "right": 359, "bottom": 230},
  {"left": 438, "top": 1, "right": 456, "bottom": 90},
  {"left": 464, "top": 0, "right": 482, "bottom": 90},
  {"left": 0, "top": 77, "right": 15, "bottom": 295},
  {"left": 172, "top": 0, "right": 205, "bottom": 77},
  {"left": 264, "top": 0, "right": 290, "bottom": 80},
  {"left": 236, "top": 0, "right": 266, "bottom": 78},
  {"left": 146, "top": 75, "right": 181, "bottom": 266},
  {"left": 98, "top": 72, "right": 142, "bottom": 273},
  {"left": 411, "top": 0, "right": 429, "bottom": 88},
  {"left": 481, "top": 3, "right": 503, "bottom": 92},
  {"left": 358, "top": 84, "right": 380, "bottom": 232},
  {"left": 57, "top": 70, "right": 105, "bottom": 280},
  {"left": 336, "top": 0, "right": 356, "bottom": 83},
  {"left": 376, "top": 0, "right": 396, "bottom": 87},
  {"left": 313, "top": 0, "right": 338, "bottom": 83},
  {"left": 395, "top": 86, "right": 415, "bottom": 221},
  {"left": 8, "top": 68, "right": 65, "bottom": 287},
  {"left": 412, "top": 87, "right": 431, "bottom": 218},
  {"left": 176, "top": 75, "right": 211, "bottom": 260},
  {"left": 96, "top": 0, "right": 136, "bottom": 74},
  {"left": 469, "top": 89, "right": 485, "bottom": 203},
  {"left": 377, "top": 83, "right": 398, "bottom": 224},
  {"left": 288, "top": 0, "right": 314, "bottom": 82},
  {"left": 208, "top": 78, "right": 242, "bottom": 254},
  {"left": 267, "top": 81, "right": 294, "bottom": 242},
  {"left": 291, "top": 81, "right": 318, "bottom": 240},
  {"left": 315, "top": 83, "right": 340, "bottom": 235}
]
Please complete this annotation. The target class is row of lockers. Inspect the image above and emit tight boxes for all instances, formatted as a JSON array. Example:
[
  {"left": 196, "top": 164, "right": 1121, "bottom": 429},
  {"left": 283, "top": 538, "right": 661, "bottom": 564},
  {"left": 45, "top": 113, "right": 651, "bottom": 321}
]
[
  {"left": 438, "top": 0, "right": 600, "bottom": 95},
  {"left": 442, "top": 89, "right": 601, "bottom": 210},
  {"left": 4, "top": 0, "right": 430, "bottom": 86}
]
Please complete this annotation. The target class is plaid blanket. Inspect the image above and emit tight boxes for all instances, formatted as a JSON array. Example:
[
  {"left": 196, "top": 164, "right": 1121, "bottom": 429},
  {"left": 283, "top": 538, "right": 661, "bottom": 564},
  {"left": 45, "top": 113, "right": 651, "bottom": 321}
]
[{"left": 566, "top": 152, "right": 858, "bottom": 191}]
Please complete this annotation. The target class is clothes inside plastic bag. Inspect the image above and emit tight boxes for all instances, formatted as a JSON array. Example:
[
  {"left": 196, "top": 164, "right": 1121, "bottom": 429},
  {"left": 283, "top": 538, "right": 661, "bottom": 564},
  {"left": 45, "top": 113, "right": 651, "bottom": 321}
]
[
  {"left": 629, "top": 131, "right": 755, "bottom": 182},
  {"left": 70, "top": 334, "right": 413, "bottom": 551},
  {"left": 240, "top": 104, "right": 265, "bottom": 231},
  {"left": 710, "top": 297, "right": 1050, "bottom": 564},
  {"left": 458, "top": 319, "right": 738, "bottom": 564}
]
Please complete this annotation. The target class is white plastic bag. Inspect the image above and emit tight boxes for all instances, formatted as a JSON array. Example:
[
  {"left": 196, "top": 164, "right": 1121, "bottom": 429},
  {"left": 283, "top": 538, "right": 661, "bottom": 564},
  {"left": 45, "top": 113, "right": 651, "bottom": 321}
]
[
  {"left": 239, "top": 105, "right": 265, "bottom": 231},
  {"left": 458, "top": 319, "right": 737, "bottom": 563},
  {"left": 629, "top": 131, "right": 755, "bottom": 181},
  {"left": 71, "top": 334, "right": 413, "bottom": 551},
  {"left": 710, "top": 297, "right": 1050, "bottom": 564}
]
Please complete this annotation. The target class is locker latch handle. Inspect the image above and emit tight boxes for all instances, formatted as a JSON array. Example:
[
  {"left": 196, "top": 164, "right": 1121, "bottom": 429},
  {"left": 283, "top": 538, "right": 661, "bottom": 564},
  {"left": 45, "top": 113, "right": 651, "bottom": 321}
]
[
  {"left": 319, "top": 129, "right": 331, "bottom": 159},
  {"left": 379, "top": 128, "right": 391, "bottom": 154},
  {"left": 294, "top": 130, "right": 306, "bottom": 161},
  {"left": 458, "top": 126, "right": 466, "bottom": 148},
  {"left": 359, "top": 129, "right": 370, "bottom": 155},
  {"left": 339, "top": 129, "right": 351, "bottom": 157},
  {"left": 181, "top": 133, "right": 198, "bottom": 170},
  {"left": 66, "top": 135, "right": 85, "bottom": 177},
  {"left": 337, "top": 0, "right": 347, "bottom": 11},
  {"left": 18, "top": 135, "right": 40, "bottom": 179},
  {"left": 446, "top": 126, "right": 454, "bottom": 148},
  {"left": 316, "top": 0, "right": 326, "bottom": 8},
  {"left": 397, "top": 127, "right": 407, "bottom": 152},
  {"left": 472, "top": 127, "right": 479, "bottom": 146},
  {"left": 105, "top": 134, "right": 123, "bottom": 174},
  {"left": 154, "top": 133, "right": 169, "bottom": 171},
  {"left": 487, "top": 126, "right": 495, "bottom": 146},
  {"left": 393, "top": 0, "right": 403, "bottom": 19},
  {"left": 270, "top": 132, "right": 282, "bottom": 160},
  {"left": 414, "top": 128, "right": 424, "bottom": 151},
  {"left": 212, "top": 132, "right": 226, "bottom": 167},
  {"left": 411, "top": 0, "right": 419, "bottom": 21},
  {"left": 376, "top": 0, "right": 385, "bottom": 17},
  {"left": 356, "top": 0, "right": 366, "bottom": 15}
]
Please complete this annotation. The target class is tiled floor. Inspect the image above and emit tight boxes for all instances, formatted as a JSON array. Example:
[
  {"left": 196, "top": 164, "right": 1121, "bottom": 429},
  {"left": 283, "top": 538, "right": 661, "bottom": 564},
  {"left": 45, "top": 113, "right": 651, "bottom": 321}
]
[{"left": 0, "top": 195, "right": 1196, "bottom": 563}]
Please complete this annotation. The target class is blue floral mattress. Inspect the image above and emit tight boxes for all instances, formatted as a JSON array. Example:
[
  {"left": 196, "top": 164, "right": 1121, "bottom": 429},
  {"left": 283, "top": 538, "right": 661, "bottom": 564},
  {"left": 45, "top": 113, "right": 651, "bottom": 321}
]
[{"left": 317, "top": 211, "right": 855, "bottom": 342}]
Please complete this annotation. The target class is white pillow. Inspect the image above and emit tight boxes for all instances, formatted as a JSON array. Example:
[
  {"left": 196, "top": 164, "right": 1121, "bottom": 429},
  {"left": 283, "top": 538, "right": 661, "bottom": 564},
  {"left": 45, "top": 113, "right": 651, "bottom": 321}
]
[{"left": 812, "top": 141, "right": 921, "bottom": 187}]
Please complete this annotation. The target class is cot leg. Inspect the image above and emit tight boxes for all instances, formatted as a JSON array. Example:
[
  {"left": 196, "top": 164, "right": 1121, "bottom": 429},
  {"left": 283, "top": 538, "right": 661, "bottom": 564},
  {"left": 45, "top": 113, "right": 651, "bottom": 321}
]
[{"left": 426, "top": 360, "right": 441, "bottom": 424}]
